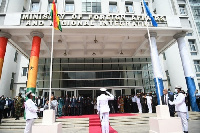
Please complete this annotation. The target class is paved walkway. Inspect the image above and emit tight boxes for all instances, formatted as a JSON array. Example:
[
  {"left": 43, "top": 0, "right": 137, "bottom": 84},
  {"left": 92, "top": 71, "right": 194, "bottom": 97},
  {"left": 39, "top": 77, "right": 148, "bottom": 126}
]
[{"left": 0, "top": 112, "right": 199, "bottom": 133}]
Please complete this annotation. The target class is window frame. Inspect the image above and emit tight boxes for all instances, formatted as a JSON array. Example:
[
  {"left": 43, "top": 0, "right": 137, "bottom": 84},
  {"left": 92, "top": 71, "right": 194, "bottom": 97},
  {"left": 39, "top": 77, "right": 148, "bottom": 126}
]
[
  {"left": 10, "top": 72, "right": 15, "bottom": 90},
  {"left": 14, "top": 51, "right": 18, "bottom": 62},
  {"left": 188, "top": 39, "right": 198, "bottom": 55},
  {"left": 65, "top": 3, "right": 74, "bottom": 12},
  {"left": 194, "top": 60, "right": 200, "bottom": 73},
  {"left": 30, "top": 1, "right": 41, "bottom": 12},
  {"left": 22, "top": 67, "right": 28, "bottom": 77},
  {"left": 179, "top": 4, "right": 187, "bottom": 15},
  {"left": 125, "top": 2, "right": 134, "bottom": 13},
  {"left": 141, "top": 1, "right": 149, "bottom": 14},
  {"left": 109, "top": 2, "right": 118, "bottom": 13},
  {"left": 82, "top": 0, "right": 101, "bottom": 13}
]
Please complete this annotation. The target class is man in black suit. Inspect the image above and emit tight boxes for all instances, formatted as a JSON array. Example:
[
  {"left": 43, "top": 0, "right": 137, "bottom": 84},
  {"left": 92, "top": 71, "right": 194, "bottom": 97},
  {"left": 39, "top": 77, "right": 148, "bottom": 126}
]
[
  {"left": 161, "top": 88, "right": 175, "bottom": 117},
  {"left": 64, "top": 95, "right": 70, "bottom": 116},
  {"left": 71, "top": 96, "right": 77, "bottom": 116},
  {"left": 0, "top": 96, "right": 6, "bottom": 124},
  {"left": 77, "top": 95, "right": 83, "bottom": 115}
]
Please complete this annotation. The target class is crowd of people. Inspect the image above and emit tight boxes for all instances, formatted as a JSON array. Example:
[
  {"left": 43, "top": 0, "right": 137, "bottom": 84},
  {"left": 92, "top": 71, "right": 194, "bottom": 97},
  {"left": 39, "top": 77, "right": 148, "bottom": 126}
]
[{"left": 0, "top": 88, "right": 200, "bottom": 124}]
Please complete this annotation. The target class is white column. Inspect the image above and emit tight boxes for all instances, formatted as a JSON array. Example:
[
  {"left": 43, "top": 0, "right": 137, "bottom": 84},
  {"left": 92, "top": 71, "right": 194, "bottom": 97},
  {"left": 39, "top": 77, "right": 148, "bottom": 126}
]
[
  {"left": 145, "top": 32, "right": 164, "bottom": 105},
  {"left": 146, "top": 32, "right": 163, "bottom": 79},
  {"left": 174, "top": 33, "right": 195, "bottom": 78},
  {"left": 174, "top": 32, "right": 199, "bottom": 111}
]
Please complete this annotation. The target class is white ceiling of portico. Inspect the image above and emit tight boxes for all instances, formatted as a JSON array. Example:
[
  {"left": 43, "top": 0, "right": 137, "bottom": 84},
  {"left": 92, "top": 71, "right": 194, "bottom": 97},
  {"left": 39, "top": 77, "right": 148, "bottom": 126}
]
[{"left": 6, "top": 27, "right": 187, "bottom": 58}]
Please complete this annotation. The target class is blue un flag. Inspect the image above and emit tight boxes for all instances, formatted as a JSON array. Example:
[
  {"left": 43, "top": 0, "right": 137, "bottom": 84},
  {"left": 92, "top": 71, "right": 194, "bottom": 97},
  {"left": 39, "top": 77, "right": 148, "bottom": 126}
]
[{"left": 143, "top": 0, "right": 158, "bottom": 27}]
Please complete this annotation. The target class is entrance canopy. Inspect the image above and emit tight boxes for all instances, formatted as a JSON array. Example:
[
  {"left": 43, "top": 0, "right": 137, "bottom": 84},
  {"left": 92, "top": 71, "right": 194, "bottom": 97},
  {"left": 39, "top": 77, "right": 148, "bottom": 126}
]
[
  {"left": 2, "top": 27, "right": 190, "bottom": 58},
  {"left": 0, "top": 13, "right": 191, "bottom": 58}
]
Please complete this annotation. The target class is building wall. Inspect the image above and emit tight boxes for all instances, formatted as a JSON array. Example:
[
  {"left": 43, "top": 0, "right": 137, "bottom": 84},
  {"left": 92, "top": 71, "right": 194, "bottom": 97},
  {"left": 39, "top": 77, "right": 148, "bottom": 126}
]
[
  {"left": 0, "top": 44, "right": 17, "bottom": 97},
  {"left": 0, "top": 42, "right": 28, "bottom": 98},
  {"left": 13, "top": 51, "right": 29, "bottom": 98},
  {"left": 7, "top": 0, "right": 24, "bottom": 13}
]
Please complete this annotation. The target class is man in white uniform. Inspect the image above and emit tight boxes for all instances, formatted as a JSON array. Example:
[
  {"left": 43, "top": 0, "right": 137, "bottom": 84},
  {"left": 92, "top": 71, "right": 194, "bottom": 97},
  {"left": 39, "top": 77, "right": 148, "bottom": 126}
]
[
  {"left": 136, "top": 93, "right": 142, "bottom": 113},
  {"left": 146, "top": 93, "right": 152, "bottom": 113},
  {"left": 169, "top": 86, "right": 188, "bottom": 133},
  {"left": 97, "top": 88, "right": 114, "bottom": 133},
  {"left": 24, "top": 91, "right": 38, "bottom": 133}
]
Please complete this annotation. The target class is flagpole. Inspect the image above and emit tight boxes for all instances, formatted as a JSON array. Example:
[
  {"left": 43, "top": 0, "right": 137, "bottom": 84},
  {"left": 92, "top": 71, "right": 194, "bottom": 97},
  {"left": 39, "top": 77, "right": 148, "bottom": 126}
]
[
  {"left": 142, "top": 0, "right": 162, "bottom": 105},
  {"left": 49, "top": 25, "right": 54, "bottom": 110}
]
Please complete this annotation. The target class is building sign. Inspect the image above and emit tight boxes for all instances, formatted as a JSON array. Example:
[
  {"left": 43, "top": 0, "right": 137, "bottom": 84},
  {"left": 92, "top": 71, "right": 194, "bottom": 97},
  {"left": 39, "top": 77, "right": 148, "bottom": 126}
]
[{"left": 21, "top": 13, "right": 167, "bottom": 27}]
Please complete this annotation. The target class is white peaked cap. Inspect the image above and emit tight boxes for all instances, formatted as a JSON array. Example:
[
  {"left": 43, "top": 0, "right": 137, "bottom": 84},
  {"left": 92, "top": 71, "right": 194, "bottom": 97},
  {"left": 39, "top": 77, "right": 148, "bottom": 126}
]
[
  {"left": 26, "top": 91, "right": 35, "bottom": 96},
  {"left": 175, "top": 86, "right": 182, "bottom": 89},
  {"left": 100, "top": 88, "right": 107, "bottom": 91}
]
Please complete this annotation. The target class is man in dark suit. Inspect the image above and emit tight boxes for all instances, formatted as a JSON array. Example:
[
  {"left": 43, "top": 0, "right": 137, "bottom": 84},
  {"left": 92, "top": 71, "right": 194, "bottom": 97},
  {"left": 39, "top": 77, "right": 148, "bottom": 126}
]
[
  {"left": 161, "top": 88, "right": 175, "bottom": 117},
  {"left": 71, "top": 96, "right": 77, "bottom": 116},
  {"left": 86, "top": 97, "right": 91, "bottom": 114},
  {"left": 77, "top": 95, "right": 83, "bottom": 115},
  {"left": 0, "top": 96, "right": 6, "bottom": 124},
  {"left": 64, "top": 95, "right": 70, "bottom": 116}
]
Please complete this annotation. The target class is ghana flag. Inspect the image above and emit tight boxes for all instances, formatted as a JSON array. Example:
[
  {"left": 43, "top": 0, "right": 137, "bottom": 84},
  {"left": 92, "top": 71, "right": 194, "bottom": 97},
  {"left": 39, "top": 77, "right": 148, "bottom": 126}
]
[{"left": 50, "top": 0, "right": 62, "bottom": 32}]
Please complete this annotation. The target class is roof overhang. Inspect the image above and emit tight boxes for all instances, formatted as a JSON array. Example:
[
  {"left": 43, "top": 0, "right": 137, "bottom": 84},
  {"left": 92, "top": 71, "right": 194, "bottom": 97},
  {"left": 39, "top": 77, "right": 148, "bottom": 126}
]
[{"left": 0, "top": 13, "right": 192, "bottom": 58}]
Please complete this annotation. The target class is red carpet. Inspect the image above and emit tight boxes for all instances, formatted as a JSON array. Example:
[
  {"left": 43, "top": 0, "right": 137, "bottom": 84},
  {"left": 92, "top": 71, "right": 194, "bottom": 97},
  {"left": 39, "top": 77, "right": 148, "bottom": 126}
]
[
  {"left": 59, "top": 113, "right": 138, "bottom": 133},
  {"left": 59, "top": 113, "right": 138, "bottom": 119}
]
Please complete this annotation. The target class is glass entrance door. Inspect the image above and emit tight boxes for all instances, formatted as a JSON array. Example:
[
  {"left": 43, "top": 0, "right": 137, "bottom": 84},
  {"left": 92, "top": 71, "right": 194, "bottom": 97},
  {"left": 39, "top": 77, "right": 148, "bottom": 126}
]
[{"left": 66, "top": 91, "right": 74, "bottom": 97}]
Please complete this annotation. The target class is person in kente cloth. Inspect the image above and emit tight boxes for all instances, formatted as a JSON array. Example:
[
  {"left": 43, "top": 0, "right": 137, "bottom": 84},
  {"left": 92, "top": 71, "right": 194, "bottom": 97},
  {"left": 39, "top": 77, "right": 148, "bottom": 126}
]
[{"left": 97, "top": 88, "right": 114, "bottom": 133}]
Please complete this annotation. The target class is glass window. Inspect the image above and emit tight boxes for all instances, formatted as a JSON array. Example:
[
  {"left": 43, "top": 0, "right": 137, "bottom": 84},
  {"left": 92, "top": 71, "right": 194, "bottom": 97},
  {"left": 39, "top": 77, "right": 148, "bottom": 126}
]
[
  {"left": 44, "top": 81, "right": 50, "bottom": 88},
  {"left": 163, "top": 52, "right": 166, "bottom": 60},
  {"left": 19, "top": 87, "right": 26, "bottom": 97},
  {"left": 141, "top": 1, "right": 148, "bottom": 14},
  {"left": 194, "top": 60, "right": 200, "bottom": 72},
  {"left": 52, "top": 72, "right": 60, "bottom": 79},
  {"left": 165, "top": 70, "right": 171, "bottom": 86},
  {"left": 61, "top": 58, "right": 68, "bottom": 63},
  {"left": 10, "top": 73, "right": 15, "bottom": 90},
  {"left": 53, "top": 58, "right": 60, "bottom": 63},
  {"left": 188, "top": 40, "right": 197, "bottom": 52},
  {"left": 109, "top": 2, "right": 117, "bottom": 13},
  {"left": 82, "top": 0, "right": 101, "bottom": 13},
  {"left": 52, "top": 80, "right": 60, "bottom": 88},
  {"left": 37, "top": 58, "right": 154, "bottom": 90},
  {"left": 31, "top": 2, "right": 40, "bottom": 12},
  {"left": 53, "top": 64, "right": 60, "bottom": 71},
  {"left": 125, "top": 2, "right": 134, "bottom": 13},
  {"left": 65, "top": 1, "right": 74, "bottom": 12},
  {"left": 179, "top": 5, "right": 187, "bottom": 15},
  {"left": 22, "top": 67, "right": 28, "bottom": 76},
  {"left": 48, "top": 2, "right": 53, "bottom": 12},
  {"left": 14, "top": 51, "right": 18, "bottom": 62},
  {"left": 39, "top": 59, "right": 45, "bottom": 64},
  {"left": 191, "top": 52, "right": 197, "bottom": 55}
]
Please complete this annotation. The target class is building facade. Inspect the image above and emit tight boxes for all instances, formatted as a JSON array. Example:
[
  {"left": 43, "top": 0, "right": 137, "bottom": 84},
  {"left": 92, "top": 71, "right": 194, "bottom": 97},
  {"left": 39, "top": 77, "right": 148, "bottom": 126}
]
[
  {"left": 161, "top": 0, "right": 200, "bottom": 92},
  {"left": 0, "top": 0, "right": 199, "bottom": 101}
]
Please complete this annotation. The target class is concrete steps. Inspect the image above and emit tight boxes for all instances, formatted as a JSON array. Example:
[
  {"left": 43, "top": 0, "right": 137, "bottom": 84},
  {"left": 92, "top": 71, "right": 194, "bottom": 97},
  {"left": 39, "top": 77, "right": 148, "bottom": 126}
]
[
  {"left": 0, "top": 112, "right": 199, "bottom": 132},
  {"left": 0, "top": 118, "right": 89, "bottom": 129}
]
